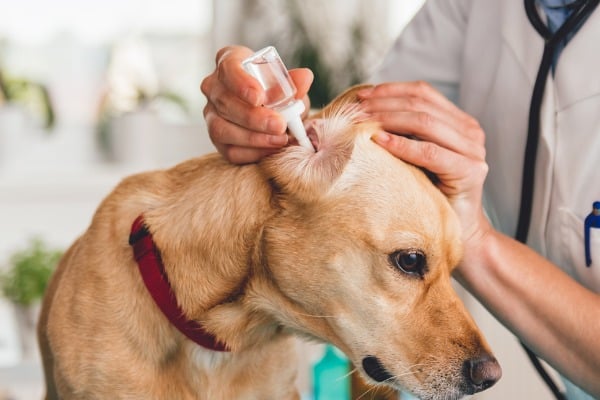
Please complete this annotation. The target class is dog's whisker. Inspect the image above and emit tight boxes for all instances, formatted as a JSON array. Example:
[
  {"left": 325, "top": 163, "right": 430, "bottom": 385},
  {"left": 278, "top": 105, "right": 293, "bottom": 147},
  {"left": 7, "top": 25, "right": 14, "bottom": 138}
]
[
  {"left": 398, "top": 362, "right": 428, "bottom": 374},
  {"left": 290, "top": 310, "right": 336, "bottom": 319},
  {"left": 394, "top": 370, "right": 420, "bottom": 379},
  {"left": 353, "top": 368, "right": 403, "bottom": 400},
  {"left": 355, "top": 377, "right": 395, "bottom": 400},
  {"left": 338, "top": 366, "right": 358, "bottom": 381},
  {"left": 355, "top": 384, "right": 377, "bottom": 400},
  {"left": 353, "top": 362, "right": 429, "bottom": 400}
]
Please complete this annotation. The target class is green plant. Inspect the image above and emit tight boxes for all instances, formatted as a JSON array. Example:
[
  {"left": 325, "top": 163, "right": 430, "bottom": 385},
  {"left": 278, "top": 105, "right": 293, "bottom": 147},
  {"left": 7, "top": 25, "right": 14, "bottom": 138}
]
[
  {"left": 95, "top": 88, "right": 189, "bottom": 156},
  {"left": 0, "top": 238, "right": 62, "bottom": 306},
  {"left": 0, "top": 69, "right": 56, "bottom": 130}
]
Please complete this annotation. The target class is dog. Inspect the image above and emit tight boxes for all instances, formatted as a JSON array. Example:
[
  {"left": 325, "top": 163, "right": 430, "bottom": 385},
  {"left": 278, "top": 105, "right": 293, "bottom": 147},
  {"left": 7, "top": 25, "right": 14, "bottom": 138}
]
[{"left": 38, "top": 85, "right": 501, "bottom": 400}]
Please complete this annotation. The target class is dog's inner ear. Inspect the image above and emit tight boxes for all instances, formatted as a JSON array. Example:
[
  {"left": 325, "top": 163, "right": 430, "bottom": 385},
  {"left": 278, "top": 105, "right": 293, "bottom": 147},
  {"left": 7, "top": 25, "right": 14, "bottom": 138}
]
[{"left": 259, "top": 93, "right": 374, "bottom": 203}]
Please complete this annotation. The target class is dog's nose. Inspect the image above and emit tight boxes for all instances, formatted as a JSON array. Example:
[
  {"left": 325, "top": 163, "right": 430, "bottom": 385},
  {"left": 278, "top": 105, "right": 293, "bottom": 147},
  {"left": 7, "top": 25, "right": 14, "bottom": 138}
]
[{"left": 463, "top": 355, "right": 502, "bottom": 393}]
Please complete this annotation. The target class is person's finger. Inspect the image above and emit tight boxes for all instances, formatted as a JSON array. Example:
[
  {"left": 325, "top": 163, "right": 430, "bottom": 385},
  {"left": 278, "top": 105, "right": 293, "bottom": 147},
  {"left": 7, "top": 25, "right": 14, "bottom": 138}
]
[
  {"left": 288, "top": 68, "right": 314, "bottom": 101},
  {"left": 358, "top": 81, "right": 460, "bottom": 115},
  {"left": 289, "top": 68, "right": 313, "bottom": 118},
  {"left": 217, "top": 144, "right": 282, "bottom": 165},
  {"left": 371, "top": 130, "right": 460, "bottom": 175},
  {"left": 204, "top": 103, "right": 289, "bottom": 148},
  {"left": 202, "top": 80, "right": 287, "bottom": 135},
  {"left": 371, "top": 131, "right": 487, "bottom": 195},
  {"left": 214, "top": 46, "right": 265, "bottom": 106},
  {"left": 360, "top": 95, "right": 464, "bottom": 136},
  {"left": 359, "top": 82, "right": 484, "bottom": 144},
  {"left": 370, "top": 111, "right": 486, "bottom": 161}
]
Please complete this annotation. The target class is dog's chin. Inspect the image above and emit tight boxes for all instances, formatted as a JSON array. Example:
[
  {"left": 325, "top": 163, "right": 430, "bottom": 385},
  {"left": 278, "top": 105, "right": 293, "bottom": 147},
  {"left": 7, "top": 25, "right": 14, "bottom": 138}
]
[
  {"left": 360, "top": 356, "right": 466, "bottom": 400},
  {"left": 410, "top": 389, "right": 465, "bottom": 400}
]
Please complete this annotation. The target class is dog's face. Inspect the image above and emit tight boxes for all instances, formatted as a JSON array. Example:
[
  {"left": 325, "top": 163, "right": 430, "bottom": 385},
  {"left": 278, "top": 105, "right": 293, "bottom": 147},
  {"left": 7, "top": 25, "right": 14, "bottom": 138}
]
[{"left": 257, "top": 86, "right": 500, "bottom": 399}]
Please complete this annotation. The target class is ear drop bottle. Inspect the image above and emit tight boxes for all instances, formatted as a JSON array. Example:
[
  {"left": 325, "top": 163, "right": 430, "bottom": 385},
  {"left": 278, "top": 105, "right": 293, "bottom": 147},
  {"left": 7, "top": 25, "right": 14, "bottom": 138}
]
[{"left": 242, "top": 46, "right": 314, "bottom": 150}]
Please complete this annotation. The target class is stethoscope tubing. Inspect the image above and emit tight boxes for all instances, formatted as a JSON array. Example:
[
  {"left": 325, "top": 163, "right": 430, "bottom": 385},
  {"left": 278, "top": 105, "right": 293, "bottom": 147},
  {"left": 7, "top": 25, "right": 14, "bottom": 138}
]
[
  {"left": 517, "top": 0, "right": 599, "bottom": 244},
  {"left": 517, "top": 1, "right": 599, "bottom": 399}
]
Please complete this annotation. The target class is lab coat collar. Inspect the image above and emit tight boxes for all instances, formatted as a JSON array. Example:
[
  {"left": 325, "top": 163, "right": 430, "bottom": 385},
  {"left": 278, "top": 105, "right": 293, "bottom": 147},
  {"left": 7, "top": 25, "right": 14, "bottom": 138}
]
[
  {"left": 554, "top": 7, "right": 600, "bottom": 110},
  {"left": 502, "top": 1, "right": 600, "bottom": 109},
  {"left": 501, "top": 1, "right": 544, "bottom": 87}
]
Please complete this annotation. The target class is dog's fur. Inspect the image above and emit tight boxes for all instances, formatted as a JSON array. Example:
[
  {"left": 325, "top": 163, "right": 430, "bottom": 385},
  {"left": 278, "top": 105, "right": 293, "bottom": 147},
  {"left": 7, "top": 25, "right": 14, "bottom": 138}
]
[{"left": 38, "top": 85, "right": 500, "bottom": 400}]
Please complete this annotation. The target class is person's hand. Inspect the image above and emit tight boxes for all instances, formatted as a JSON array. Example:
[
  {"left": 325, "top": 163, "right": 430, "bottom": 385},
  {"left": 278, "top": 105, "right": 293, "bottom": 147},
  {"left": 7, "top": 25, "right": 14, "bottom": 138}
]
[
  {"left": 200, "top": 45, "right": 314, "bottom": 164},
  {"left": 359, "top": 81, "right": 493, "bottom": 251}
]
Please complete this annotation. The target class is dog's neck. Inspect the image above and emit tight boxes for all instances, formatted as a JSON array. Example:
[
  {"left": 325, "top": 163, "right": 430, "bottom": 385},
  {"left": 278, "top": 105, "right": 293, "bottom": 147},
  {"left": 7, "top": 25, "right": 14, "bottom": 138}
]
[
  {"left": 129, "top": 215, "right": 230, "bottom": 351},
  {"left": 141, "top": 155, "right": 294, "bottom": 351},
  {"left": 143, "top": 157, "right": 272, "bottom": 308}
]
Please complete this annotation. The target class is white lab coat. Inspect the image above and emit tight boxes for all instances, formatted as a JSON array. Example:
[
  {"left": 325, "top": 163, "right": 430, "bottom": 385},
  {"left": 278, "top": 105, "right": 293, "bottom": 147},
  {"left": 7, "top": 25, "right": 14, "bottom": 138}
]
[{"left": 371, "top": 0, "right": 600, "bottom": 399}]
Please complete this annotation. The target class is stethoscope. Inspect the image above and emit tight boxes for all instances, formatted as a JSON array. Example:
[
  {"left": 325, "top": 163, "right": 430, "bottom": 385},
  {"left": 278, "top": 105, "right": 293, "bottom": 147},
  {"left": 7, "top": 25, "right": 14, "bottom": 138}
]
[{"left": 517, "top": 1, "right": 599, "bottom": 399}]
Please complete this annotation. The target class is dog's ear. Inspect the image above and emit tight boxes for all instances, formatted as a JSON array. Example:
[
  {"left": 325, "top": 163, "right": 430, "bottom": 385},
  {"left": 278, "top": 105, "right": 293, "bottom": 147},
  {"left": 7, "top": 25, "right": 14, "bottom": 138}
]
[
  {"left": 260, "top": 84, "right": 376, "bottom": 203},
  {"left": 311, "top": 84, "right": 373, "bottom": 120}
]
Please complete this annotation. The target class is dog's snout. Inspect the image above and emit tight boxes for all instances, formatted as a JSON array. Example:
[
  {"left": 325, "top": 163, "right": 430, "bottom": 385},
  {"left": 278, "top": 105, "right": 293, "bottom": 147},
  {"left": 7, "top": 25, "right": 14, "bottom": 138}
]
[{"left": 463, "top": 354, "right": 502, "bottom": 393}]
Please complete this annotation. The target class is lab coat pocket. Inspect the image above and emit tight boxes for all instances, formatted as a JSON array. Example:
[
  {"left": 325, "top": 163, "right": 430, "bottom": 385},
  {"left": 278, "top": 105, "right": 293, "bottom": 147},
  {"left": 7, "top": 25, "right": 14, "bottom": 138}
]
[{"left": 559, "top": 208, "right": 600, "bottom": 293}]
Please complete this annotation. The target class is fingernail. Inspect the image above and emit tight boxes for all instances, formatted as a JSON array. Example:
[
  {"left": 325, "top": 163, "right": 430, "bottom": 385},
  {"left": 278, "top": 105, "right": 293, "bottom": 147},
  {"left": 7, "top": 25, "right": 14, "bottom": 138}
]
[
  {"left": 267, "top": 116, "right": 286, "bottom": 134},
  {"left": 269, "top": 134, "right": 288, "bottom": 146},
  {"left": 244, "top": 88, "right": 260, "bottom": 106},
  {"left": 372, "top": 132, "right": 390, "bottom": 143}
]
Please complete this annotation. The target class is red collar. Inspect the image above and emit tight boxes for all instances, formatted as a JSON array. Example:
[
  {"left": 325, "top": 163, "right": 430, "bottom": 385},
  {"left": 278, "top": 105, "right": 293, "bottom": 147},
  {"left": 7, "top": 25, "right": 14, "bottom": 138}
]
[{"left": 129, "top": 215, "right": 229, "bottom": 352}]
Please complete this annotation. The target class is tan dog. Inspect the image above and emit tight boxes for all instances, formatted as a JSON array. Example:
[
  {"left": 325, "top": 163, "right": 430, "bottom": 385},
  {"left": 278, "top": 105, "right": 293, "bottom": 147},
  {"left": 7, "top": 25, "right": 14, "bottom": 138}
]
[{"left": 38, "top": 85, "right": 501, "bottom": 400}]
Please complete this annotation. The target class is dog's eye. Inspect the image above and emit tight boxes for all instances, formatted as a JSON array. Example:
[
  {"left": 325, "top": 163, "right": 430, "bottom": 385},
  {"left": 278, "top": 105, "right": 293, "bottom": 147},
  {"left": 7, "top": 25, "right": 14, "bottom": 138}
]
[{"left": 389, "top": 250, "right": 427, "bottom": 277}]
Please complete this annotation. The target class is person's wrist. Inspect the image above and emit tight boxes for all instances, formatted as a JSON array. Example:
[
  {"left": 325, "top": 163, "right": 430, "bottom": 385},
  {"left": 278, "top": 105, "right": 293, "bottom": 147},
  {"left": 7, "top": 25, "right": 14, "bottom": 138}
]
[{"left": 454, "top": 211, "right": 496, "bottom": 285}]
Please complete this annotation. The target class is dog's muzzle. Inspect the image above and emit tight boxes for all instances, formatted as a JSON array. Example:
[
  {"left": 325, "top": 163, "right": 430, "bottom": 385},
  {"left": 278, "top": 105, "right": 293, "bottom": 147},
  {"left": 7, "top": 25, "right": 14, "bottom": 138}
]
[{"left": 362, "top": 354, "right": 502, "bottom": 397}]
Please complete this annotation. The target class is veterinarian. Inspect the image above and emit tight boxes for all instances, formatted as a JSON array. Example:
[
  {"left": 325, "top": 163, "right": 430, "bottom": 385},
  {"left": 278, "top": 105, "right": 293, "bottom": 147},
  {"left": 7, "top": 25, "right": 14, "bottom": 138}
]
[{"left": 200, "top": 0, "right": 600, "bottom": 399}]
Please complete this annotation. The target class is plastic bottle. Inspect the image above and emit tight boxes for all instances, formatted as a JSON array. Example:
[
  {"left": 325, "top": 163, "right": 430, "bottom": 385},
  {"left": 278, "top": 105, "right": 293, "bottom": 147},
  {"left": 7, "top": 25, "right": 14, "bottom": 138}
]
[{"left": 242, "top": 46, "right": 314, "bottom": 150}]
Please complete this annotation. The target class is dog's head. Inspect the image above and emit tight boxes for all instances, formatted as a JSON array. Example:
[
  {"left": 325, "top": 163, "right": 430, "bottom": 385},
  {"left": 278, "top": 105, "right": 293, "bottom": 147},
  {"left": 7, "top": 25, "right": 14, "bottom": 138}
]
[{"left": 255, "top": 85, "right": 501, "bottom": 399}]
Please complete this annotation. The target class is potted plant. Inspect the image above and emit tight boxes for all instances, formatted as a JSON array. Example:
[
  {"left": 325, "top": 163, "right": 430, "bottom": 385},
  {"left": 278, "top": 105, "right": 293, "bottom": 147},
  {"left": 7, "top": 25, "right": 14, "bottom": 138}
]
[
  {"left": 97, "top": 87, "right": 189, "bottom": 167},
  {"left": 0, "top": 69, "right": 55, "bottom": 130},
  {"left": 0, "top": 69, "right": 56, "bottom": 167},
  {"left": 0, "top": 238, "right": 62, "bottom": 359},
  {"left": 96, "top": 37, "right": 189, "bottom": 168}
]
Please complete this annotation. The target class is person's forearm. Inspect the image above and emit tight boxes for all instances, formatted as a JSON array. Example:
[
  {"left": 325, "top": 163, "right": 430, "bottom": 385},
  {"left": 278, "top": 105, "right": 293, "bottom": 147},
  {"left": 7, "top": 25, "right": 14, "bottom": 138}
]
[{"left": 456, "top": 229, "right": 600, "bottom": 396}]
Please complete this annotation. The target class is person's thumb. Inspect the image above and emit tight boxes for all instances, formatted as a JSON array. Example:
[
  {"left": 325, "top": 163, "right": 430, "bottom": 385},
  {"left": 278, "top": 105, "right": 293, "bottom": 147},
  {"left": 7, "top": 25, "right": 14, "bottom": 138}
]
[{"left": 289, "top": 68, "right": 314, "bottom": 100}]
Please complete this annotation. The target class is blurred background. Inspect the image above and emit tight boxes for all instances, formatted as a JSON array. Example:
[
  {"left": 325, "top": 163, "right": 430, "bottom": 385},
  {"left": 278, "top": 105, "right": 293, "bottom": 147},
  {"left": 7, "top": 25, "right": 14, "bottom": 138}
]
[{"left": 0, "top": 1, "right": 560, "bottom": 399}]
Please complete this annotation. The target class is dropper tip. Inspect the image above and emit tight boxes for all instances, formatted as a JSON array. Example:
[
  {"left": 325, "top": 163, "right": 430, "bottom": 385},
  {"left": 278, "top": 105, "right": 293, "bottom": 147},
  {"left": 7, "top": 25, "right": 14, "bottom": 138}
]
[{"left": 288, "top": 117, "right": 314, "bottom": 151}]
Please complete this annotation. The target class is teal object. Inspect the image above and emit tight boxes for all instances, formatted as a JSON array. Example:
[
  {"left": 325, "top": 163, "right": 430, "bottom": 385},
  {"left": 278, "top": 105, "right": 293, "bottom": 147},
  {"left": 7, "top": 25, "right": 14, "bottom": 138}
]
[
  {"left": 401, "top": 391, "right": 420, "bottom": 400},
  {"left": 313, "top": 345, "right": 350, "bottom": 400}
]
